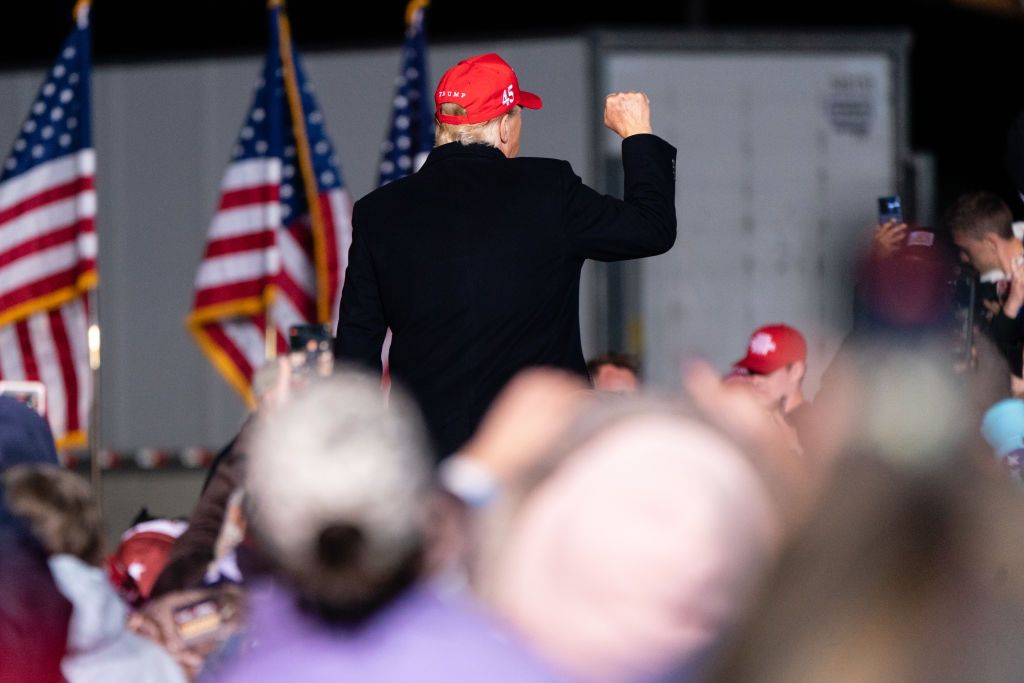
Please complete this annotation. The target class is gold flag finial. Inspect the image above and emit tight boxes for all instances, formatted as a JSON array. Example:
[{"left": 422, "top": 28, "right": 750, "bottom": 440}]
[{"left": 405, "top": 0, "right": 430, "bottom": 27}]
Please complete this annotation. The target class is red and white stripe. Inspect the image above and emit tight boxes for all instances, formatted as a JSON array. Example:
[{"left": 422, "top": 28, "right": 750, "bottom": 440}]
[
  {"left": 190, "top": 156, "right": 351, "bottom": 398},
  {"left": 0, "top": 149, "right": 95, "bottom": 446},
  {"left": 324, "top": 184, "right": 353, "bottom": 328},
  {"left": 0, "top": 150, "right": 97, "bottom": 310}
]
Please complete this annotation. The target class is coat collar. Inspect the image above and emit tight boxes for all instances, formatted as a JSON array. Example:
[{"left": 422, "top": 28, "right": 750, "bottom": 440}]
[{"left": 422, "top": 142, "right": 505, "bottom": 170}]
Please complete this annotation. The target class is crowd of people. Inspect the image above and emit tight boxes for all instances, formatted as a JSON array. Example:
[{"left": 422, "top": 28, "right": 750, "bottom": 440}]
[{"left": 6, "top": 51, "right": 1024, "bottom": 683}]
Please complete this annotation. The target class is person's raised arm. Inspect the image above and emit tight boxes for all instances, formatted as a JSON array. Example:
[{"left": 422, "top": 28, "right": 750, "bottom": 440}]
[{"left": 563, "top": 91, "right": 676, "bottom": 261}]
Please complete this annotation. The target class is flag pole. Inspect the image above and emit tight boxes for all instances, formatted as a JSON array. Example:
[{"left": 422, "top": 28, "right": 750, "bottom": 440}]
[
  {"left": 73, "top": 0, "right": 102, "bottom": 512},
  {"left": 265, "top": 308, "right": 276, "bottom": 361},
  {"left": 87, "top": 293, "right": 102, "bottom": 513},
  {"left": 273, "top": 0, "right": 333, "bottom": 324},
  {"left": 262, "top": 0, "right": 289, "bottom": 361}
]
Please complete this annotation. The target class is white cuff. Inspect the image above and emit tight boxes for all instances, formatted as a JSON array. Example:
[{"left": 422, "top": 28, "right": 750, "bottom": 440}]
[{"left": 439, "top": 454, "right": 498, "bottom": 507}]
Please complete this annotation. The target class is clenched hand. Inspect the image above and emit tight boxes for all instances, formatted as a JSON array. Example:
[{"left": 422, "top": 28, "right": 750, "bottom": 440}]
[{"left": 603, "top": 91, "right": 653, "bottom": 139}]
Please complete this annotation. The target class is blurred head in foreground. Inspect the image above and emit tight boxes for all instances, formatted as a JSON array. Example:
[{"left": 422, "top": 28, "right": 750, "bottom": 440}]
[
  {"left": 476, "top": 398, "right": 781, "bottom": 682},
  {"left": 709, "top": 309, "right": 1024, "bottom": 682},
  {"left": 982, "top": 398, "right": 1024, "bottom": 485},
  {"left": 710, "top": 452, "right": 1024, "bottom": 683},
  {"left": 245, "top": 370, "right": 433, "bottom": 624}
]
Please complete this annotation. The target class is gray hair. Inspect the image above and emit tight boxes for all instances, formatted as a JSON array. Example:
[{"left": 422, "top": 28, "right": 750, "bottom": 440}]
[{"left": 246, "top": 369, "right": 432, "bottom": 618}]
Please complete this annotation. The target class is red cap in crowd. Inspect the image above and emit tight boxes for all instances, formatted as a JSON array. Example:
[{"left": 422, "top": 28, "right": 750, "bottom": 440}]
[
  {"left": 435, "top": 53, "right": 543, "bottom": 125},
  {"left": 108, "top": 518, "right": 187, "bottom": 605},
  {"left": 733, "top": 324, "right": 807, "bottom": 375}
]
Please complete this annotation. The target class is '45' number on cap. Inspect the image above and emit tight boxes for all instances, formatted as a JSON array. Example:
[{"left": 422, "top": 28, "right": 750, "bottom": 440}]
[{"left": 502, "top": 85, "right": 514, "bottom": 106}]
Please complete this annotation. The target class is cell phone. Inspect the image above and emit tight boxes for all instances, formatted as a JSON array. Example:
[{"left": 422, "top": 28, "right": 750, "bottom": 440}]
[
  {"left": 878, "top": 195, "right": 903, "bottom": 225},
  {"left": 0, "top": 380, "right": 46, "bottom": 416},
  {"left": 172, "top": 597, "right": 225, "bottom": 643},
  {"left": 288, "top": 324, "right": 333, "bottom": 378}
]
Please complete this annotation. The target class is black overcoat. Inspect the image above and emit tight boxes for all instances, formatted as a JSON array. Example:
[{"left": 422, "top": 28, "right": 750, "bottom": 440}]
[{"left": 335, "top": 133, "right": 677, "bottom": 458}]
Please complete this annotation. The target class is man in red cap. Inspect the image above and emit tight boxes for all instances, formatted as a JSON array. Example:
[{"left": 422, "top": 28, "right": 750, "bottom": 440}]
[
  {"left": 729, "top": 324, "right": 808, "bottom": 416},
  {"left": 335, "top": 53, "right": 677, "bottom": 459}
]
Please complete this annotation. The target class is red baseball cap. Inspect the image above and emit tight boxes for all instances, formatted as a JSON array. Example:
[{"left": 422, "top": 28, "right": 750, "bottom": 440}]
[
  {"left": 108, "top": 518, "right": 187, "bottom": 604},
  {"left": 733, "top": 324, "right": 807, "bottom": 375},
  {"left": 435, "top": 53, "right": 543, "bottom": 125}
]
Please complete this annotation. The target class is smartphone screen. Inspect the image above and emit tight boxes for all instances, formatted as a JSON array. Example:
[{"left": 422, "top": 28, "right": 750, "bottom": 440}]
[
  {"left": 173, "top": 598, "right": 223, "bottom": 642},
  {"left": 288, "top": 324, "right": 333, "bottom": 378},
  {"left": 878, "top": 195, "right": 903, "bottom": 225},
  {"left": 288, "top": 324, "right": 330, "bottom": 353}
]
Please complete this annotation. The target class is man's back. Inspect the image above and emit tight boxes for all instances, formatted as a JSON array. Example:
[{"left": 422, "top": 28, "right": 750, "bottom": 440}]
[
  {"left": 336, "top": 135, "right": 675, "bottom": 458},
  {"left": 336, "top": 52, "right": 676, "bottom": 457}
]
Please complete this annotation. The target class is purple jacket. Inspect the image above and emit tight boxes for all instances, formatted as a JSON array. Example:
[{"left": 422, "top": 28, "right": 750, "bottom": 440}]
[{"left": 210, "top": 581, "right": 562, "bottom": 682}]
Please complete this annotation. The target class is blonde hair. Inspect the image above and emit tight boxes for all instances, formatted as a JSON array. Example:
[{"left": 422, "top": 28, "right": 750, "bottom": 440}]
[
  {"left": 434, "top": 103, "right": 517, "bottom": 148},
  {"left": 4, "top": 464, "right": 103, "bottom": 566}
]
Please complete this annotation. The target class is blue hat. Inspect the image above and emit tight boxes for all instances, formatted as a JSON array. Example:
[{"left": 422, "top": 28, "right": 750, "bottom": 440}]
[{"left": 0, "top": 396, "right": 58, "bottom": 472}]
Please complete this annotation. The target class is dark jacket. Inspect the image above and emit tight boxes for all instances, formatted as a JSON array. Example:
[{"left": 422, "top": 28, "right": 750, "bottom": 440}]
[
  {"left": 150, "top": 428, "right": 248, "bottom": 598},
  {"left": 0, "top": 488, "right": 71, "bottom": 683},
  {"left": 984, "top": 300, "right": 1024, "bottom": 378},
  {"left": 335, "top": 134, "right": 677, "bottom": 458}
]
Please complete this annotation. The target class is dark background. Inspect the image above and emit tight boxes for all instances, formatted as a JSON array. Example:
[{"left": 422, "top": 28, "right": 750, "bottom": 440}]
[{"left": 3, "top": 0, "right": 1022, "bottom": 216}]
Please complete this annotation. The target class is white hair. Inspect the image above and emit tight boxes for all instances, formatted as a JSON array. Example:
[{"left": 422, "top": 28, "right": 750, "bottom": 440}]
[
  {"left": 434, "top": 103, "right": 517, "bottom": 148},
  {"left": 246, "top": 370, "right": 432, "bottom": 607}
]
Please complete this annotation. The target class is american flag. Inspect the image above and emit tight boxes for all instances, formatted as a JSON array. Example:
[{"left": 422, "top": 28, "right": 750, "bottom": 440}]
[
  {"left": 0, "top": 5, "right": 95, "bottom": 449},
  {"left": 376, "top": 0, "right": 434, "bottom": 383},
  {"left": 188, "top": 3, "right": 352, "bottom": 405},
  {"left": 378, "top": 0, "right": 434, "bottom": 185}
]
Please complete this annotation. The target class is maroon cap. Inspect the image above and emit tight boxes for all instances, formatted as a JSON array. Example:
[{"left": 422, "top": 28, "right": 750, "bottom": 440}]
[
  {"left": 435, "top": 53, "right": 543, "bottom": 125},
  {"left": 733, "top": 324, "right": 807, "bottom": 375},
  {"left": 108, "top": 519, "right": 187, "bottom": 604}
]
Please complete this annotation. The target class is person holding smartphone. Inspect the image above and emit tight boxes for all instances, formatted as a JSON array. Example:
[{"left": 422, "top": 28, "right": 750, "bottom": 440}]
[
  {"left": 946, "top": 191, "right": 1024, "bottom": 382},
  {"left": 873, "top": 195, "right": 908, "bottom": 259}
]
